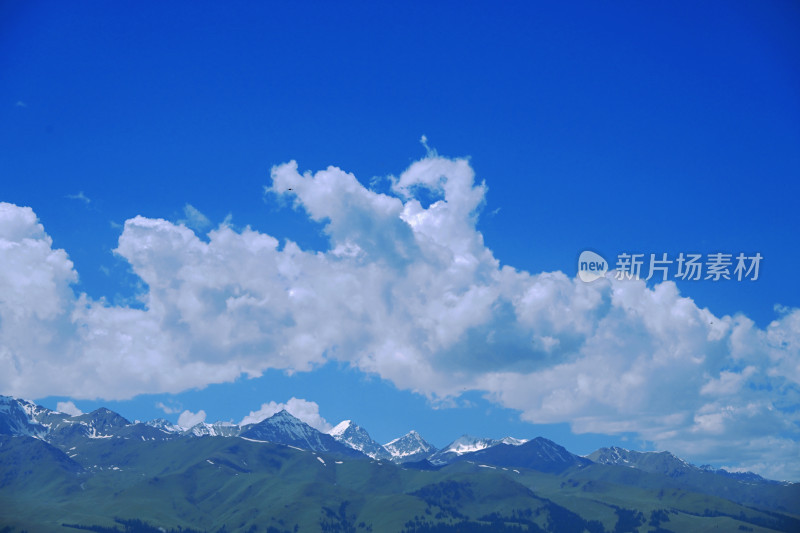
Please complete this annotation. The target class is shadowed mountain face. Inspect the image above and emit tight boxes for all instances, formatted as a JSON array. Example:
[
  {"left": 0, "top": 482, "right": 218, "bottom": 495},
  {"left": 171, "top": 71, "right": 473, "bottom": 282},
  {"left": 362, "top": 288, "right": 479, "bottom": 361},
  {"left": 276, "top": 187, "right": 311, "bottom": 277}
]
[
  {"left": 0, "top": 396, "right": 55, "bottom": 438},
  {"left": 453, "top": 437, "right": 593, "bottom": 473},
  {"left": 72, "top": 408, "right": 131, "bottom": 431},
  {"left": 587, "top": 446, "right": 778, "bottom": 484},
  {"left": 583, "top": 445, "right": 799, "bottom": 514},
  {"left": 588, "top": 446, "right": 698, "bottom": 477},
  {"left": 0, "top": 434, "right": 84, "bottom": 475}
]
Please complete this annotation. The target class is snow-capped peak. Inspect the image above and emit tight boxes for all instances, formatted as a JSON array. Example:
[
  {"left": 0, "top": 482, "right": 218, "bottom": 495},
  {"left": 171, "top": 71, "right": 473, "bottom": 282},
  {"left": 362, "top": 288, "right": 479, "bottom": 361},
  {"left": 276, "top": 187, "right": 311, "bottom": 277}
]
[
  {"left": 145, "top": 418, "right": 181, "bottom": 433},
  {"left": 448, "top": 435, "right": 527, "bottom": 454},
  {"left": 328, "top": 420, "right": 391, "bottom": 460},
  {"left": 383, "top": 430, "right": 436, "bottom": 462},
  {"left": 443, "top": 435, "right": 496, "bottom": 455},
  {"left": 385, "top": 430, "right": 424, "bottom": 447},
  {"left": 184, "top": 421, "right": 240, "bottom": 437},
  {"left": 427, "top": 434, "right": 528, "bottom": 465},
  {"left": 329, "top": 420, "right": 353, "bottom": 437},
  {"left": 238, "top": 410, "right": 364, "bottom": 457}
]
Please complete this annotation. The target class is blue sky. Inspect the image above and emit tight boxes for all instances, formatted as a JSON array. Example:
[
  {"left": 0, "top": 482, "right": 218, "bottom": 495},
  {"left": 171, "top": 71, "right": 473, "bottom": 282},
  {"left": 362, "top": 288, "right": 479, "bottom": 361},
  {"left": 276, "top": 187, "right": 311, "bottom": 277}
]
[{"left": 1, "top": 1, "right": 799, "bottom": 478}]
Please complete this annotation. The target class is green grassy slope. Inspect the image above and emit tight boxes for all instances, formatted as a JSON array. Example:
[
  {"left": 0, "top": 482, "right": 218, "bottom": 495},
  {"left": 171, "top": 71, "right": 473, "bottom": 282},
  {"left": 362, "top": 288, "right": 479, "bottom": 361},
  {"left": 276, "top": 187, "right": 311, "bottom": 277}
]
[{"left": 1, "top": 435, "right": 798, "bottom": 533}]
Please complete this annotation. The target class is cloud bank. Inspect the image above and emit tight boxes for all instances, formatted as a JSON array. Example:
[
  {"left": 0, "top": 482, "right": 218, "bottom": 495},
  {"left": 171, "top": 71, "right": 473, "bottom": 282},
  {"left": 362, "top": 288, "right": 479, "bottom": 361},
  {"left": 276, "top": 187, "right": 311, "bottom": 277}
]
[{"left": 0, "top": 155, "right": 797, "bottom": 479}]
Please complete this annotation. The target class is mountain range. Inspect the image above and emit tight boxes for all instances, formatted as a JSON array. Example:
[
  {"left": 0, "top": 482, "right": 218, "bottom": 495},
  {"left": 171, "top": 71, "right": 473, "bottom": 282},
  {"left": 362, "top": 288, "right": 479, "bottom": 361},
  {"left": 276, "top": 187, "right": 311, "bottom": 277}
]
[{"left": 1, "top": 394, "right": 798, "bottom": 532}]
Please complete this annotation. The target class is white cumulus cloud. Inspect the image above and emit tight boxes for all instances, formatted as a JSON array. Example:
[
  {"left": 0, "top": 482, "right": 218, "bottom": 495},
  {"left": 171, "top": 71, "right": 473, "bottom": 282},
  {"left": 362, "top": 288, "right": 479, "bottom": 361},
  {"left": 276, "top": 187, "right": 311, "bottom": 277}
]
[
  {"left": 177, "top": 409, "right": 206, "bottom": 428},
  {"left": 56, "top": 401, "right": 83, "bottom": 416},
  {"left": 0, "top": 152, "right": 798, "bottom": 480},
  {"left": 240, "top": 398, "right": 332, "bottom": 432}
]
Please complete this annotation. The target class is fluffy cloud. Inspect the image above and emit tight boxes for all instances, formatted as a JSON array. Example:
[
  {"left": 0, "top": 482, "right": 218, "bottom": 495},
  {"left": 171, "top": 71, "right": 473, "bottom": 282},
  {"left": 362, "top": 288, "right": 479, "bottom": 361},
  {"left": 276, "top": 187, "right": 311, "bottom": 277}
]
[
  {"left": 0, "top": 153, "right": 798, "bottom": 479},
  {"left": 56, "top": 401, "right": 83, "bottom": 416},
  {"left": 177, "top": 409, "right": 206, "bottom": 428},
  {"left": 0, "top": 203, "right": 82, "bottom": 398},
  {"left": 240, "top": 397, "right": 332, "bottom": 432}
]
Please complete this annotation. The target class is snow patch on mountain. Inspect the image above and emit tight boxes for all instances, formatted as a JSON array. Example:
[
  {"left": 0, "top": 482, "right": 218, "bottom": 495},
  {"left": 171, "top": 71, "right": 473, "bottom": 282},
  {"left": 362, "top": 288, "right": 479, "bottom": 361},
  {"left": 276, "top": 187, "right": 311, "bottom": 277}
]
[
  {"left": 428, "top": 434, "right": 527, "bottom": 465},
  {"left": 0, "top": 395, "right": 51, "bottom": 438},
  {"left": 146, "top": 418, "right": 181, "bottom": 433},
  {"left": 329, "top": 420, "right": 352, "bottom": 437},
  {"left": 185, "top": 421, "right": 240, "bottom": 437}
]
